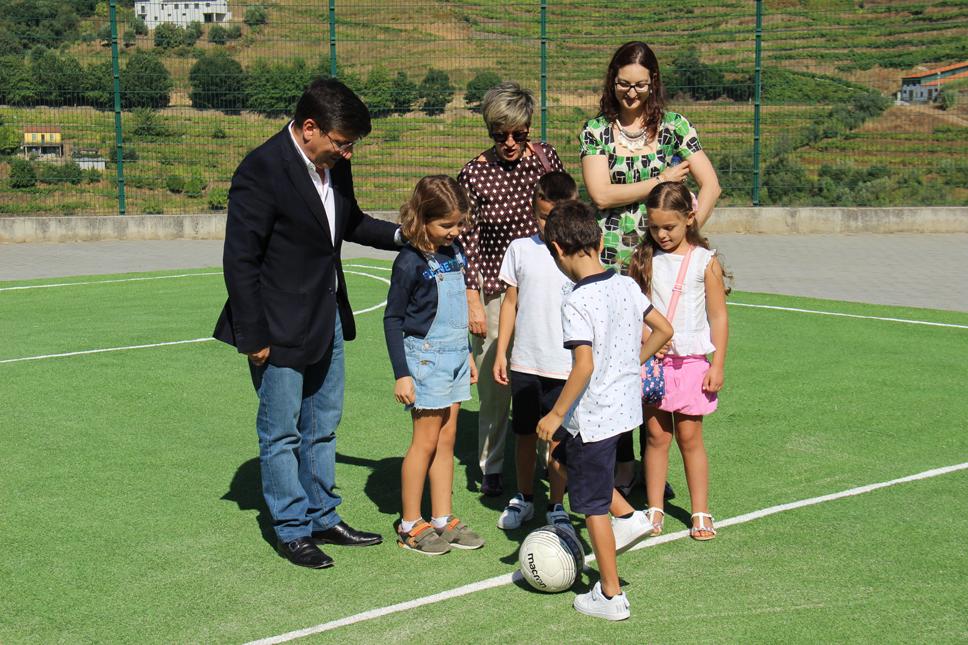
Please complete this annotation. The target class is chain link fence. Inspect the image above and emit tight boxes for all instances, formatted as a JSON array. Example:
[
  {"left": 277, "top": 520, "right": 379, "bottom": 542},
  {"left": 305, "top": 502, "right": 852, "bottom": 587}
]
[{"left": 0, "top": 0, "right": 965, "bottom": 216}]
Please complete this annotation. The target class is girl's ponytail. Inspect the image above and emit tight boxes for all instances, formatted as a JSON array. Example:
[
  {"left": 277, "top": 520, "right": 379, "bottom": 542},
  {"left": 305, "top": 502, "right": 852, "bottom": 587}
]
[{"left": 628, "top": 240, "right": 656, "bottom": 296}]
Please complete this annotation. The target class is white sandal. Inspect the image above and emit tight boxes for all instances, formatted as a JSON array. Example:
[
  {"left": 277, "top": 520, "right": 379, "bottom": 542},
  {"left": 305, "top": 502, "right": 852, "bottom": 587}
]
[
  {"left": 645, "top": 507, "right": 664, "bottom": 536},
  {"left": 690, "top": 512, "right": 717, "bottom": 541}
]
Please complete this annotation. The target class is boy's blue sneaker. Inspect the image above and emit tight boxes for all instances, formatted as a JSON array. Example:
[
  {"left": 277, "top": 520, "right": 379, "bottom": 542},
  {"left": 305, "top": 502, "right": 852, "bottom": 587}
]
[
  {"left": 573, "top": 581, "right": 630, "bottom": 621},
  {"left": 546, "top": 503, "right": 576, "bottom": 536},
  {"left": 497, "top": 494, "right": 534, "bottom": 529}
]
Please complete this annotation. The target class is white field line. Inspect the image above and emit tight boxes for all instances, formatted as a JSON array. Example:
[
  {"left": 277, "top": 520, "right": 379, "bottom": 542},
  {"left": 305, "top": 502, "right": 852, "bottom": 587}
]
[
  {"left": 0, "top": 271, "right": 390, "bottom": 365},
  {"left": 729, "top": 302, "right": 968, "bottom": 329},
  {"left": 244, "top": 461, "right": 968, "bottom": 645},
  {"left": 3, "top": 269, "right": 964, "bottom": 330},
  {"left": 0, "top": 264, "right": 390, "bottom": 292},
  {"left": 0, "top": 272, "right": 223, "bottom": 292}
]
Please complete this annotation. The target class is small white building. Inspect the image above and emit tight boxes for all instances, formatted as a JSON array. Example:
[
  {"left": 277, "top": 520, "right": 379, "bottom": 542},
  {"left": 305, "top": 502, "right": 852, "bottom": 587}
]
[
  {"left": 899, "top": 61, "right": 968, "bottom": 103},
  {"left": 135, "top": 1, "right": 232, "bottom": 29}
]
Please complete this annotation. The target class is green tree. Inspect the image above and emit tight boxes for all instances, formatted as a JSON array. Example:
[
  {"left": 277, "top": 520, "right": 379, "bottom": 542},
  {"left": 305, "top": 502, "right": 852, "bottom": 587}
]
[
  {"left": 122, "top": 30, "right": 136, "bottom": 47},
  {"left": 40, "top": 161, "right": 84, "bottom": 185},
  {"left": 153, "top": 23, "right": 184, "bottom": 49},
  {"left": 185, "top": 173, "right": 207, "bottom": 197},
  {"left": 186, "top": 22, "right": 203, "bottom": 45},
  {"left": 208, "top": 24, "right": 228, "bottom": 45},
  {"left": 464, "top": 70, "right": 501, "bottom": 112},
  {"left": 244, "top": 5, "right": 268, "bottom": 27},
  {"left": 33, "top": 51, "right": 86, "bottom": 106},
  {"left": 226, "top": 24, "right": 243, "bottom": 40},
  {"left": 82, "top": 60, "right": 113, "bottom": 109},
  {"left": 418, "top": 68, "right": 454, "bottom": 116},
  {"left": 246, "top": 59, "right": 314, "bottom": 117},
  {"left": 121, "top": 50, "right": 172, "bottom": 109},
  {"left": 131, "top": 107, "right": 169, "bottom": 139},
  {"left": 207, "top": 186, "right": 228, "bottom": 210},
  {"left": 189, "top": 51, "right": 246, "bottom": 112},
  {"left": 363, "top": 66, "right": 394, "bottom": 118},
  {"left": 763, "top": 155, "right": 811, "bottom": 205},
  {"left": 9, "top": 159, "right": 37, "bottom": 188},
  {"left": 166, "top": 174, "right": 185, "bottom": 193},
  {"left": 390, "top": 71, "right": 418, "bottom": 115},
  {"left": 0, "top": 125, "right": 20, "bottom": 156},
  {"left": 96, "top": 22, "right": 113, "bottom": 44},
  {"left": 668, "top": 48, "right": 726, "bottom": 100},
  {"left": 0, "top": 56, "right": 39, "bottom": 105},
  {"left": 128, "top": 15, "right": 148, "bottom": 36}
]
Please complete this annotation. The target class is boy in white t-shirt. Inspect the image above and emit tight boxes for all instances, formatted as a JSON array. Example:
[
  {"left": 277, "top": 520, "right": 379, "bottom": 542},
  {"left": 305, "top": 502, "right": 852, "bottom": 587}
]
[
  {"left": 537, "top": 200, "right": 673, "bottom": 621},
  {"left": 493, "top": 172, "right": 578, "bottom": 533}
]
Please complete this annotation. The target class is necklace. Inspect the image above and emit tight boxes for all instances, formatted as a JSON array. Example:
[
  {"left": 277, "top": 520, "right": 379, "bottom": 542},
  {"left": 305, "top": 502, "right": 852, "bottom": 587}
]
[{"left": 614, "top": 121, "right": 650, "bottom": 152}]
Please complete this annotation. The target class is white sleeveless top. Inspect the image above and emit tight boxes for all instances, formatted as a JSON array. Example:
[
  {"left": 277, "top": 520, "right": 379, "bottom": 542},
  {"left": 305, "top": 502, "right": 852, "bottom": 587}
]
[{"left": 650, "top": 247, "right": 716, "bottom": 357}]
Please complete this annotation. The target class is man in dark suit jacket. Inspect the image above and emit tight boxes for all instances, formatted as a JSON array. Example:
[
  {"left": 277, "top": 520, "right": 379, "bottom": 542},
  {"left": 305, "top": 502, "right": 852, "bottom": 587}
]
[{"left": 214, "top": 79, "right": 401, "bottom": 568}]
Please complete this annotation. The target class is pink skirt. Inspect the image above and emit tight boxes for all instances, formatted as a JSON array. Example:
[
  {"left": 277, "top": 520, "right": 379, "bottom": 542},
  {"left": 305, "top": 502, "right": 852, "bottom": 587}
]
[{"left": 657, "top": 355, "right": 718, "bottom": 416}]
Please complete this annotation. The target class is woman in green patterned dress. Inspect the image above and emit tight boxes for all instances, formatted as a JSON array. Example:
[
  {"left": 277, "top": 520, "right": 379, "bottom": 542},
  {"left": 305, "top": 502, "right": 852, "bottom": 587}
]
[
  {"left": 580, "top": 41, "right": 721, "bottom": 272},
  {"left": 580, "top": 41, "right": 721, "bottom": 494}
]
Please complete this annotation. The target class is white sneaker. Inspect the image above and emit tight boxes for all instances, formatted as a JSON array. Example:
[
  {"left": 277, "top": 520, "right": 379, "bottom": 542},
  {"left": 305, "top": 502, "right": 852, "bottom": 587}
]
[
  {"left": 546, "top": 503, "right": 576, "bottom": 536},
  {"left": 497, "top": 494, "right": 534, "bottom": 529},
  {"left": 573, "top": 581, "right": 630, "bottom": 621},
  {"left": 611, "top": 510, "right": 652, "bottom": 554}
]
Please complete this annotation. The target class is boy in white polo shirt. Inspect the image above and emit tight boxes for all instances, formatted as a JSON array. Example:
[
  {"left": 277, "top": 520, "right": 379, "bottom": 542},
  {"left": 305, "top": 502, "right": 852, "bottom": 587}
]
[
  {"left": 537, "top": 200, "right": 673, "bottom": 621},
  {"left": 493, "top": 172, "right": 578, "bottom": 533}
]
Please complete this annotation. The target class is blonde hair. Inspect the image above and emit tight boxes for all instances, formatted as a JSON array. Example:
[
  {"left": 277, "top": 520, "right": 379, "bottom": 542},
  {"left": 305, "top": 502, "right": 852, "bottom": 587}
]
[
  {"left": 481, "top": 81, "right": 535, "bottom": 132},
  {"left": 399, "top": 175, "right": 471, "bottom": 254}
]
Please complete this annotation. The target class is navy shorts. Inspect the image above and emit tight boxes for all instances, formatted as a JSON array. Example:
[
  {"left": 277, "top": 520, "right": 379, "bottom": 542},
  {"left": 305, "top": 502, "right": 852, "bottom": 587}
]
[
  {"left": 552, "top": 432, "right": 620, "bottom": 516},
  {"left": 510, "top": 371, "right": 565, "bottom": 436}
]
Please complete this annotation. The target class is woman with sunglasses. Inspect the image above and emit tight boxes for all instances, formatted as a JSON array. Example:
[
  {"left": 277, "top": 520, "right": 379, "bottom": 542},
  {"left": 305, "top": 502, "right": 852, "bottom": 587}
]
[
  {"left": 458, "top": 81, "right": 565, "bottom": 499},
  {"left": 580, "top": 41, "right": 721, "bottom": 497}
]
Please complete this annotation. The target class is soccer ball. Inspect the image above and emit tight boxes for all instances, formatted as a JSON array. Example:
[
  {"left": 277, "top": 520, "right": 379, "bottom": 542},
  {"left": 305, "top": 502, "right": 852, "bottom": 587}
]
[{"left": 518, "top": 525, "right": 585, "bottom": 593}]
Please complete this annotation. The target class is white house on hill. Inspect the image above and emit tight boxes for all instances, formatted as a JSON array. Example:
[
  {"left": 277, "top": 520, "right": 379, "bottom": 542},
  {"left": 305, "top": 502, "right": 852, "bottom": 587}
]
[{"left": 135, "top": 0, "right": 232, "bottom": 29}]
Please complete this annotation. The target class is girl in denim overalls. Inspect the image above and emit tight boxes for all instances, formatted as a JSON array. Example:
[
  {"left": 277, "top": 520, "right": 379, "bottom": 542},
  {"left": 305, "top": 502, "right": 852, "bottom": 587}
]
[{"left": 384, "top": 176, "right": 484, "bottom": 555}]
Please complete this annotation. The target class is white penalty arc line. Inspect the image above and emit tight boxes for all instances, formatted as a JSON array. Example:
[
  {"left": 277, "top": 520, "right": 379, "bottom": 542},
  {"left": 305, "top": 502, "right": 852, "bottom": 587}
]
[
  {"left": 0, "top": 264, "right": 391, "bottom": 292},
  {"left": 0, "top": 272, "right": 223, "bottom": 292},
  {"left": 244, "top": 461, "right": 968, "bottom": 645},
  {"left": 729, "top": 302, "right": 968, "bottom": 329},
  {"left": 0, "top": 271, "right": 390, "bottom": 365}
]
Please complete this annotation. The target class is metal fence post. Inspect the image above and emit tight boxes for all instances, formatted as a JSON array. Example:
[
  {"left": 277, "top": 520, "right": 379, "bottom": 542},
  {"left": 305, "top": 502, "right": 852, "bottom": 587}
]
[
  {"left": 109, "top": 0, "right": 126, "bottom": 215},
  {"left": 540, "top": 1, "right": 548, "bottom": 143},
  {"left": 329, "top": 0, "right": 337, "bottom": 78},
  {"left": 752, "top": 0, "right": 763, "bottom": 206}
]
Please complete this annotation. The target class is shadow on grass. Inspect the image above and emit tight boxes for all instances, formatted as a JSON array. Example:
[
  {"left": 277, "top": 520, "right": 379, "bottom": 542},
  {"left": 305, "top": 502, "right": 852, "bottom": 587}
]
[
  {"left": 334, "top": 408, "right": 484, "bottom": 517},
  {"left": 221, "top": 457, "right": 275, "bottom": 548}
]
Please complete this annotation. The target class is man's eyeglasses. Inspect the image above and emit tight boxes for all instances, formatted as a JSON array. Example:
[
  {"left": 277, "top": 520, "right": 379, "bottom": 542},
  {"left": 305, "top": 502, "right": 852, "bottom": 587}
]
[
  {"left": 325, "top": 132, "right": 361, "bottom": 153},
  {"left": 490, "top": 130, "right": 530, "bottom": 144},
  {"left": 615, "top": 79, "right": 651, "bottom": 94}
]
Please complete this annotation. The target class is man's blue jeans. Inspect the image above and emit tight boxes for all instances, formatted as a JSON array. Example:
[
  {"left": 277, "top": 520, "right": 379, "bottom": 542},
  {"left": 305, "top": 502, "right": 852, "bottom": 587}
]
[{"left": 249, "top": 317, "right": 344, "bottom": 542}]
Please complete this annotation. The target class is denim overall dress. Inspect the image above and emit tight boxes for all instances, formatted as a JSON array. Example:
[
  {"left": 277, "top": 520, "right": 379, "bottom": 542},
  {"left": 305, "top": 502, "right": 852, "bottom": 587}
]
[{"left": 403, "top": 246, "right": 472, "bottom": 410}]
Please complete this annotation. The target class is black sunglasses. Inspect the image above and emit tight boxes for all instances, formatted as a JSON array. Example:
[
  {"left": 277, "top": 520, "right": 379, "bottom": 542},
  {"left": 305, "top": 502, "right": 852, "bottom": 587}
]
[{"left": 490, "top": 130, "right": 530, "bottom": 144}]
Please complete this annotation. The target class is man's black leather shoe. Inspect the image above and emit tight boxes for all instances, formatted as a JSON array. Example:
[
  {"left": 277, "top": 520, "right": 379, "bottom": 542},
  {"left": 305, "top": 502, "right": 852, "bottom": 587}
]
[
  {"left": 312, "top": 521, "right": 383, "bottom": 547},
  {"left": 277, "top": 537, "right": 334, "bottom": 568}
]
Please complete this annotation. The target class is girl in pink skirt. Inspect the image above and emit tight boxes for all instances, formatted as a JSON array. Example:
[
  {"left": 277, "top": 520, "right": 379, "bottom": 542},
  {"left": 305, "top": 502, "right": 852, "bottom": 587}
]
[{"left": 629, "top": 182, "right": 730, "bottom": 541}]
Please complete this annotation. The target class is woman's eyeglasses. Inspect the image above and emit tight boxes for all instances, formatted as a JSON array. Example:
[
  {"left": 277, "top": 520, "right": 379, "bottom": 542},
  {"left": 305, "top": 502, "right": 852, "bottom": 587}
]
[
  {"left": 615, "top": 79, "right": 651, "bottom": 93},
  {"left": 490, "top": 130, "right": 530, "bottom": 144}
]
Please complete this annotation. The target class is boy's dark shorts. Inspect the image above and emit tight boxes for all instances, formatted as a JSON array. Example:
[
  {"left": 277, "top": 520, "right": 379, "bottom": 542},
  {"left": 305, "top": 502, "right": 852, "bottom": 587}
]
[
  {"left": 552, "top": 431, "right": 620, "bottom": 516},
  {"left": 510, "top": 371, "right": 566, "bottom": 436}
]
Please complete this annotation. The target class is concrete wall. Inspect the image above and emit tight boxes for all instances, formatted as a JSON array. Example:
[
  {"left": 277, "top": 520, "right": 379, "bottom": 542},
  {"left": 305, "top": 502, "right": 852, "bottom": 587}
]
[{"left": 1, "top": 207, "right": 966, "bottom": 243}]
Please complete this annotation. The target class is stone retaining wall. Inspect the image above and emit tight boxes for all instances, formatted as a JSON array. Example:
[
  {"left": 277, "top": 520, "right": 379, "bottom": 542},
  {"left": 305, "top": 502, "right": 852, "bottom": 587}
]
[{"left": 1, "top": 207, "right": 965, "bottom": 243}]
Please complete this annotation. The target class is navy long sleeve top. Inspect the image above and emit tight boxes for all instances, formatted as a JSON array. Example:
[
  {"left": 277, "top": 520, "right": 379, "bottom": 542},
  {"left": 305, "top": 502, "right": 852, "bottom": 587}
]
[{"left": 383, "top": 243, "right": 468, "bottom": 379}]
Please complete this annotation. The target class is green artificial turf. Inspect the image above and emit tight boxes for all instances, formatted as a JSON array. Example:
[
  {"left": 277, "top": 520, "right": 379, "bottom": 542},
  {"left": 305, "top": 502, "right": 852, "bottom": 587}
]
[{"left": 1, "top": 263, "right": 966, "bottom": 643}]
